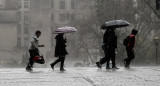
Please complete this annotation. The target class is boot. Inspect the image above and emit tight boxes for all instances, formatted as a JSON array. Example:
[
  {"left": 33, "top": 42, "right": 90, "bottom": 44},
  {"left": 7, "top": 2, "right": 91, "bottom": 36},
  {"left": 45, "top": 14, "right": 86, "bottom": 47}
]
[
  {"left": 60, "top": 57, "right": 65, "bottom": 71},
  {"left": 96, "top": 62, "right": 102, "bottom": 69},
  {"left": 50, "top": 63, "right": 54, "bottom": 70},
  {"left": 106, "top": 62, "right": 111, "bottom": 69},
  {"left": 26, "top": 65, "right": 32, "bottom": 71},
  {"left": 122, "top": 59, "right": 129, "bottom": 68},
  {"left": 106, "top": 66, "right": 111, "bottom": 70},
  {"left": 112, "top": 66, "right": 119, "bottom": 69},
  {"left": 60, "top": 68, "right": 66, "bottom": 71}
]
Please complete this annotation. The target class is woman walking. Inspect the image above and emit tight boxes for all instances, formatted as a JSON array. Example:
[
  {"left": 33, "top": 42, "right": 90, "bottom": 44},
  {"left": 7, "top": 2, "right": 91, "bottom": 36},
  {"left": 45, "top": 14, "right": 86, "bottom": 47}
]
[{"left": 50, "top": 33, "right": 68, "bottom": 71}]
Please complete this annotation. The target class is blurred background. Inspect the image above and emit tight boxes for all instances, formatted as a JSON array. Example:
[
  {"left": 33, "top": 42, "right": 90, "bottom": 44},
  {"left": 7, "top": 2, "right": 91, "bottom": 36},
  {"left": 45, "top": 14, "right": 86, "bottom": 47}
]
[{"left": 0, "top": 0, "right": 160, "bottom": 68}]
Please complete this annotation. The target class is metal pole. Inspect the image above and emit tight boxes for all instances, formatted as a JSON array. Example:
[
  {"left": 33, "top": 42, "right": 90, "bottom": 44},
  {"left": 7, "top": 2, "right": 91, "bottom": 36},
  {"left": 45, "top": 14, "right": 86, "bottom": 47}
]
[
  {"left": 154, "top": 36, "right": 159, "bottom": 65},
  {"left": 156, "top": 47, "right": 158, "bottom": 64}
]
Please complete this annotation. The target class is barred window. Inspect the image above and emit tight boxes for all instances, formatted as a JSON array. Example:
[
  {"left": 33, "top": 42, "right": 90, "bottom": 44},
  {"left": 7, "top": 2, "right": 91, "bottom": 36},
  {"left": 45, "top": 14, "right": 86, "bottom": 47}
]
[{"left": 60, "top": 0, "right": 65, "bottom": 9}]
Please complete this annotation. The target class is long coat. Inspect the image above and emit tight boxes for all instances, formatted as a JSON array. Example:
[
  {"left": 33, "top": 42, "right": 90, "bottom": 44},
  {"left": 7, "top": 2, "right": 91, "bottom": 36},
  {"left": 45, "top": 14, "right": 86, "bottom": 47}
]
[
  {"left": 107, "top": 29, "right": 117, "bottom": 49},
  {"left": 54, "top": 34, "right": 68, "bottom": 57}
]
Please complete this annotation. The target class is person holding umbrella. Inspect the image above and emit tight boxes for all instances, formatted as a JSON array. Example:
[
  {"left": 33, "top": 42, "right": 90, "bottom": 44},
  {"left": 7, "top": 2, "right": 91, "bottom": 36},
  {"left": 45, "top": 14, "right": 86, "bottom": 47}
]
[
  {"left": 50, "top": 33, "right": 68, "bottom": 71},
  {"left": 96, "top": 27, "right": 119, "bottom": 69},
  {"left": 96, "top": 20, "right": 130, "bottom": 69},
  {"left": 96, "top": 28, "right": 111, "bottom": 69},
  {"left": 107, "top": 27, "right": 118, "bottom": 69},
  {"left": 51, "top": 26, "right": 76, "bottom": 71}
]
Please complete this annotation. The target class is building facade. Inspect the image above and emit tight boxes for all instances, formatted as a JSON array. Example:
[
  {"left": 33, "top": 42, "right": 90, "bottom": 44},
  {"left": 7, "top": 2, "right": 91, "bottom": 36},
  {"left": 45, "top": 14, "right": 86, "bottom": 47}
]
[{"left": 17, "top": 0, "right": 30, "bottom": 49}]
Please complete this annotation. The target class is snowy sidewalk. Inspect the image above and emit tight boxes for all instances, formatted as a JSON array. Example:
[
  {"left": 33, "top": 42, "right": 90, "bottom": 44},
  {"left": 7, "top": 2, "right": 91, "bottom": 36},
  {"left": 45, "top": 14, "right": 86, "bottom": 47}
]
[{"left": 0, "top": 67, "right": 160, "bottom": 86}]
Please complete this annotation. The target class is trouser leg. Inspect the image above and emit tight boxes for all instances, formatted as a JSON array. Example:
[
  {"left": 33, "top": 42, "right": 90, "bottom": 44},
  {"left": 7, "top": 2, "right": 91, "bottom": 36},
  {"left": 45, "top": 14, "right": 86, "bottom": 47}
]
[
  {"left": 124, "top": 47, "right": 134, "bottom": 66},
  {"left": 106, "top": 58, "right": 110, "bottom": 67},
  {"left": 51, "top": 58, "right": 61, "bottom": 66},
  {"left": 100, "top": 47, "right": 109, "bottom": 65},
  {"left": 108, "top": 48, "right": 116, "bottom": 67},
  {"left": 27, "top": 50, "right": 35, "bottom": 68},
  {"left": 60, "top": 56, "right": 65, "bottom": 69},
  {"left": 100, "top": 57, "right": 108, "bottom": 64}
]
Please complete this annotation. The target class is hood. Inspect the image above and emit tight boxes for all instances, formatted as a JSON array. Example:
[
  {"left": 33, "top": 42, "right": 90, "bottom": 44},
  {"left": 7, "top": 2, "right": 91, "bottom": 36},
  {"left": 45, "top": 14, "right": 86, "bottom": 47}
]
[{"left": 32, "top": 36, "right": 39, "bottom": 41}]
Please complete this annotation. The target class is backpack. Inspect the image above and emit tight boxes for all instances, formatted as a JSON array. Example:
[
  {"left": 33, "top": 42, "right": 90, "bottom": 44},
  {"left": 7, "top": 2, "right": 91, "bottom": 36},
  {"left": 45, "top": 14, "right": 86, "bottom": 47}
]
[{"left": 123, "top": 36, "right": 130, "bottom": 46}]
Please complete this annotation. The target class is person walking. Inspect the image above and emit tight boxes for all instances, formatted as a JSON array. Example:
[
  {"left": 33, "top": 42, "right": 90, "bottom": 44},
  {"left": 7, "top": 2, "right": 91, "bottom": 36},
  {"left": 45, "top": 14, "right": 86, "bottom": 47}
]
[
  {"left": 96, "top": 29, "right": 111, "bottom": 69},
  {"left": 96, "top": 27, "right": 119, "bottom": 69},
  {"left": 50, "top": 33, "right": 68, "bottom": 71},
  {"left": 123, "top": 29, "right": 138, "bottom": 68},
  {"left": 106, "top": 27, "right": 118, "bottom": 69},
  {"left": 26, "top": 30, "right": 44, "bottom": 71}
]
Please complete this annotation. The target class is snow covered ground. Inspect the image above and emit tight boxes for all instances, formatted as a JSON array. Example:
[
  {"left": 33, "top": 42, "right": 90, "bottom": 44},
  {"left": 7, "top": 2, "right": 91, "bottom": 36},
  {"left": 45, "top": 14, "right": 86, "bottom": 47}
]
[{"left": 0, "top": 67, "right": 160, "bottom": 86}]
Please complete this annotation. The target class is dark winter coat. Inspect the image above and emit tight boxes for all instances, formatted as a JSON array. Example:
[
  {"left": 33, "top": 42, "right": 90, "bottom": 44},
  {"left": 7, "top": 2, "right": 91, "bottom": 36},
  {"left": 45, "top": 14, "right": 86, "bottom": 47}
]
[
  {"left": 107, "top": 29, "right": 117, "bottom": 48},
  {"left": 127, "top": 35, "right": 135, "bottom": 49},
  {"left": 103, "top": 29, "right": 109, "bottom": 51},
  {"left": 54, "top": 34, "right": 68, "bottom": 57},
  {"left": 103, "top": 29, "right": 109, "bottom": 44}
]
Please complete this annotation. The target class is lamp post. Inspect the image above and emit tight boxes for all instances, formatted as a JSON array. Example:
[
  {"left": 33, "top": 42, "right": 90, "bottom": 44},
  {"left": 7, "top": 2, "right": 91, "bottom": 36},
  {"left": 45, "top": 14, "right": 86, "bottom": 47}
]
[{"left": 154, "top": 36, "right": 159, "bottom": 64}]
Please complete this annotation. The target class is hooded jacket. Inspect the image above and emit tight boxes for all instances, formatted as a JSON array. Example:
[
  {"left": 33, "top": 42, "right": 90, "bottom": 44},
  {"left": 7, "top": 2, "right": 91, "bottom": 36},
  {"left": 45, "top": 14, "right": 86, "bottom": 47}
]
[{"left": 29, "top": 36, "right": 39, "bottom": 50}]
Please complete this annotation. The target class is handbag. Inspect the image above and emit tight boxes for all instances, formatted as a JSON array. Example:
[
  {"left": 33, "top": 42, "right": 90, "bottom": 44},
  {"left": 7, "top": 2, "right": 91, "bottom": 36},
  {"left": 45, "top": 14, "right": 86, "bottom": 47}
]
[{"left": 33, "top": 53, "right": 45, "bottom": 64}]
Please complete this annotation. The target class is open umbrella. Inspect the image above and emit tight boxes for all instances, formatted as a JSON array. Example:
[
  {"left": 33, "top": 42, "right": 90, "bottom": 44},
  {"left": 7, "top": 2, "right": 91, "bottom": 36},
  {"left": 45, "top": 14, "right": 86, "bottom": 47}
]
[
  {"left": 101, "top": 20, "right": 130, "bottom": 29},
  {"left": 53, "top": 26, "right": 77, "bottom": 34}
]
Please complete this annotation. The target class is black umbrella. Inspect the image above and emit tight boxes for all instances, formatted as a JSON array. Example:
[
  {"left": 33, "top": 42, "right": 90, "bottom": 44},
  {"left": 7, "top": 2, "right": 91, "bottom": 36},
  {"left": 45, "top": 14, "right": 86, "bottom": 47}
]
[{"left": 101, "top": 20, "right": 130, "bottom": 29}]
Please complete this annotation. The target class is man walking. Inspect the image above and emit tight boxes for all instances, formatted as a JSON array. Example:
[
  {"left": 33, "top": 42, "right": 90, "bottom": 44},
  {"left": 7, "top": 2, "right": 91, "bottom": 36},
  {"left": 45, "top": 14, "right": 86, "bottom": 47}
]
[
  {"left": 123, "top": 29, "right": 138, "bottom": 68},
  {"left": 96, "top": 29, "right": 111, "bottom": 69},
  {"left": 26, "top": 30, "right": 44, "bottom": 71},
  {"left": 96, "top": 27, "right": 119, "bottom": 69}
]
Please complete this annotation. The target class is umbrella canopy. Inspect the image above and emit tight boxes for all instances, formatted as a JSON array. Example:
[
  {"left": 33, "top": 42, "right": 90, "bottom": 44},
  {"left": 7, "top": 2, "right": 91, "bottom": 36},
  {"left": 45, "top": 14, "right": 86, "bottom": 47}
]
[
  {"left": 101, "top": 20, "right": 130, "bottom": 29},
  {"left": 53, "top": 26, "right": 77, "bottom": 34}
]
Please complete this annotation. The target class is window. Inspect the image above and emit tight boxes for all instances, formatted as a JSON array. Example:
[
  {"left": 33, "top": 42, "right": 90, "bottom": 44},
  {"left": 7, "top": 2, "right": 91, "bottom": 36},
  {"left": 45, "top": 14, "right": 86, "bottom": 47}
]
[
  {"left": 17, "top": 11, "right": 21, "bottom": 21},
  {"left": 0, "top": 0, "right": 4, "bottom": 5},
  {"left": 17, "top": 37, "right": 21, "bottom": 47},
  {"left": 66, "top": 13, "right": 70, "bottom": 21},
  {"left": 71, "top": 0, "right": 75, "bottom": 9},
  {"left": 24, "top": 11, "right": 29, "bottom": 26},
  {"left": 60, "top": 0, "right": 65, "bottom": 9},
  {"left": 59, "top": 13, "right": 65, "bottom": 21},
  {"left": 51, "top": 13, "right": 54, "bottom": 23},
  {"left": 24, "top": 37, "right": 28, "bottom": 47},
  {"left": 24, "top": 1, "right": 29, "bottom": 8},
  {"left": 17, "top": 24, "right": 21, "bottom": 35},
  {"left": 0, "top": 0, "right": 5, "bottom": 8},
  {"left": 71, "top": 13, "right": 75, "bottom": 21},
  {"left": 17, "top": 0, "right": 21, "bottom": 9},
  {"left": 51, "top": 0, "right": 54, "bottom": 8},
  {"left": 24, "top": 27, "right": 29, "bottom": 34}
]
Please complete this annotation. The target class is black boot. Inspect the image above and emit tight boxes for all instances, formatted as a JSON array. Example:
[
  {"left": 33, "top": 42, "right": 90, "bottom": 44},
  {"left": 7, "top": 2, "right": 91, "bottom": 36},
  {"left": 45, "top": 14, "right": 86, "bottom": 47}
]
[
  {"left": 112, "top": 66, "right": 119, "bottom": 69},
  {"left": 50, "top": 63, "right": 54, "bottom": 70},
  {"left": 106, "top": 66, "right": 111, "bottom": 69},
  {"left": 122, "top": 59, "right": 129, "bottom": 68},
  {"left": 60, "top": 57, "right": 66, "bottom": 71},
  {"left": 106, "top": 62, "right": 111, "bottom": 69},
  {"left": 60, "top": 68, "right": 66, "bottom": 71},
  {"left": 96, "top": 62, "right": 102, "bottom": 69},
  {"left": 26, "top": 65, "right": 32, "bottom": 71}
]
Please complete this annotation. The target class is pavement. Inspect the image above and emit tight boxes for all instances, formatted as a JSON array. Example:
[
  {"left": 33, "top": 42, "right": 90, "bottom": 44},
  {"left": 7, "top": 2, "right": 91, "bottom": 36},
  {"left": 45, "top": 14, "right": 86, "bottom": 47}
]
[{"left": 0, "top": 67, "right": 160, "bottom": 86}]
